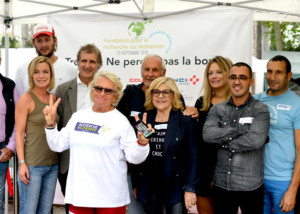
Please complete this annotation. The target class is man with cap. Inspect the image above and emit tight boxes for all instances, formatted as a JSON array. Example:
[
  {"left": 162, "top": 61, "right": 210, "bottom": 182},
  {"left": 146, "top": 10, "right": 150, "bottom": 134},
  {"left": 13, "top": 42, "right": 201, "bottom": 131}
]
[{"left": 15, "top": 23, "right": 77, "bottom": 95}]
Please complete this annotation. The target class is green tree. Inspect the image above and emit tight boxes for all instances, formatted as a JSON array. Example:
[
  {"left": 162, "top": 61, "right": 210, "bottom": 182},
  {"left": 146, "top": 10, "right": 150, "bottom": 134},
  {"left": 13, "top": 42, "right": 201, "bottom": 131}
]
[
  {"left": 264, "top": 22, "right": 300, "bottom": 51},
  {"left": 0, "top": 36, "right": 20, "bottom": 48}
]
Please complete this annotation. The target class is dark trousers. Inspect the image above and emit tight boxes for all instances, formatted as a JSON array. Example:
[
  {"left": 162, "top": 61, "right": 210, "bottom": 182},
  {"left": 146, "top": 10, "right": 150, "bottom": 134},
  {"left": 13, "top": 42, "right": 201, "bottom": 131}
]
[
  {"left": 295, "top": 187, "right": 300, "bottom": 214},
  {"left": 212, "top": 184, "right": 264, "bottom": 214},
  {"left": 144, "top": 190, "right": 187, "bottom": 214},
  {"left": 58, "top": 171, "right": 69, "bottom": 214}
]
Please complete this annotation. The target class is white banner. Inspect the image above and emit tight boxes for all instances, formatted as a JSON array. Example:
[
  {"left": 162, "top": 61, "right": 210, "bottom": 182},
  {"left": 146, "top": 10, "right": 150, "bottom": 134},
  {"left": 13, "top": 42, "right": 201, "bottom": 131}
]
[{"left": 49, "top": 10, "right": 253, "bottom": 105}]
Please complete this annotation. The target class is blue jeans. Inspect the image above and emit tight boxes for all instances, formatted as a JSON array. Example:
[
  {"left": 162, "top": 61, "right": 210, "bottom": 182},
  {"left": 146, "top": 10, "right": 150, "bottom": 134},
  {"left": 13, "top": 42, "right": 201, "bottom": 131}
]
[
  {"left": 18, "top": 164, "right": 58, "bottom": 214},
  {"left": 264, "top": 179, "right": 294, "bottom": 214},
  {"left": 0, "top": 142, "right": 9, "bottom": 214}
]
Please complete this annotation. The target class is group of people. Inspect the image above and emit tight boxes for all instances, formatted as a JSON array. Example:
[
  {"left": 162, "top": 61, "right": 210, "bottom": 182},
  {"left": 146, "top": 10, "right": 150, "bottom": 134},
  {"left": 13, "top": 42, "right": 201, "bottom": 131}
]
[{"left": 0, "top": 22, "right": 299, "bottom": 214}]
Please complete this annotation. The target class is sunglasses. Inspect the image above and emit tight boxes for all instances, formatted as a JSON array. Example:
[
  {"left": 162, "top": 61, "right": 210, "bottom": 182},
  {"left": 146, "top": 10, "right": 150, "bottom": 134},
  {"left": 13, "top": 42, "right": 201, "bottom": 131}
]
[{"left": 93, "top": 86, "right": 116, "bottom": 95}]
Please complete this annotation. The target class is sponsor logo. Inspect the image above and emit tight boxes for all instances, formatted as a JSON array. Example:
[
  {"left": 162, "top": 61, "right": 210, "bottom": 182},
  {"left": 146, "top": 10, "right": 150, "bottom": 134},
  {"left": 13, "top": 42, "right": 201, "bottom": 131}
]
[
  {"left": 174, "top": 75, "right": 200, "bottom": 85},
  {"left": 75, "top": 122, "right": 101, "bottom": 134},
  {"left": 189, "top": 75, "right": 200, "bottom": 85},
  {"left": 174, "top": 78, "right": 189, "bottom": 85},
  {"left": 129, "top": 78, "right": 143, "bottom": 83},
  {"left": 149, "top": 31, "right": 172, "bottom": 53},
  {"left": 128, "top": 20, "right": 153, "bottom": 38}
]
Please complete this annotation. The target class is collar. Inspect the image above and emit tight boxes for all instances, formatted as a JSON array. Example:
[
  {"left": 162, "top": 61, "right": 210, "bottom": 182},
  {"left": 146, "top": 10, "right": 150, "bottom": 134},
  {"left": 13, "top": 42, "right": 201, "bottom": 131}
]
[
  {"left": 227, "top": 93, "right": 254, "bottom": 107},
  {"left": 77, "top": 74, "right": 86, "bottom": 86}
]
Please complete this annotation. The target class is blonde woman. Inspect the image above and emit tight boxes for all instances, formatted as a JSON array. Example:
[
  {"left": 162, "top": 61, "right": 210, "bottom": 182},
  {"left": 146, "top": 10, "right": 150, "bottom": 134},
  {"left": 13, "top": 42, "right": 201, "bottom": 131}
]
[
  {"left": 15, "top": 56, "right": 59, "bottom": 214},
  {"left": 133, "top": 77, "right": 199, "bottom": 214},
  {"left": 195, "top": 56, "right": 232, "bottom": 214},
  {"left": 43, "top": 71, "right": 150, "bottom": 214}
]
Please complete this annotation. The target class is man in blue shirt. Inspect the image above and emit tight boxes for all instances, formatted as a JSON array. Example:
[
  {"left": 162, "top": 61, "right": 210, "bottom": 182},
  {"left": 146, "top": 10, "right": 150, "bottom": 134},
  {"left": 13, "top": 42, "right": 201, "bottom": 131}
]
[{"left": 255, "top": 55, "right": 300, "bottom": 214}]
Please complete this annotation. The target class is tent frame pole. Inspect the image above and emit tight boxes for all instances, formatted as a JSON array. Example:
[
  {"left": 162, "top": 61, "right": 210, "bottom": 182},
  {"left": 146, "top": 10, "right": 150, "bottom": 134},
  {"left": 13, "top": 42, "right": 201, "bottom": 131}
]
[{"left": 182, "top": 0, "right": 300, "bottom": 17}]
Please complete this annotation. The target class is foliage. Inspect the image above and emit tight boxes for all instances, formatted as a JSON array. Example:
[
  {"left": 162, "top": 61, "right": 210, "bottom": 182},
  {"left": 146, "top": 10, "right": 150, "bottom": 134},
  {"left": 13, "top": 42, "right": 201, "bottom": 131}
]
[
  {"left": 263, "top": 22, "right": 300, "bottom": 51},
  {"left": 0, "top": 36, "right": 20, "bottom": 48},
  {"left": 23, "top": 37, "right": 33, "bottom": 48}
]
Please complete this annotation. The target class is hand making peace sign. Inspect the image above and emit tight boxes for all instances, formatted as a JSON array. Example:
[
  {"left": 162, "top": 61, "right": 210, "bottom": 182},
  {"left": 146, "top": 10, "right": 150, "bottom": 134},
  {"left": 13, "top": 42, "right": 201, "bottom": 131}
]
[{"left": 43, "top": 94, "right": 61, "bottom": 124}]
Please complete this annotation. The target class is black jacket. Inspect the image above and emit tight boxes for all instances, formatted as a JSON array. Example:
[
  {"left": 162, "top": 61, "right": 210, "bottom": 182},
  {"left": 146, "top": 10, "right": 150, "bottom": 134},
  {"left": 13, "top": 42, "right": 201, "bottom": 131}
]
[
  {"left": 132, "top": 109, "right": 199, "bottom": 205},
  {"left": 0, "top": 74, "right": 16, "bottom": 144}
]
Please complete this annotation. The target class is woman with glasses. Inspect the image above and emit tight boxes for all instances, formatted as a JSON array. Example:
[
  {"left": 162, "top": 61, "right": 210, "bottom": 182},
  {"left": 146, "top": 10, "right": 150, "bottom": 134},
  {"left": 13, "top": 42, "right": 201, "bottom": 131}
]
[
  {"left": 42, "top": 70, "right": 150, "bottom": 214},
  {"left": 194, "top": 56, "right": 232, "bottom": 214},
  {"left": 132, "top": 77, "right": 199, "bottom": 214},
  {"left": 15, "top": 56, "right": 59, "bottom": 214}
]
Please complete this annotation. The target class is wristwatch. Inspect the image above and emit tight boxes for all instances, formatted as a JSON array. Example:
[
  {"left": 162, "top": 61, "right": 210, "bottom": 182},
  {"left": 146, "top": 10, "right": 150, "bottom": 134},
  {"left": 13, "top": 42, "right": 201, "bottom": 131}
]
[{"left": 18, "top": 160, "right": 25, "bottom": 165}]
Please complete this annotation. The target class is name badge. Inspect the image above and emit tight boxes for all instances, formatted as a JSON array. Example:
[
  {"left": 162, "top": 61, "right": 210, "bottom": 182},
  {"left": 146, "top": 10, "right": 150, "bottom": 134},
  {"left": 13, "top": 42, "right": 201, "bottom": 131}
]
[
  {"left": 75, "top": 122, "right": 100, "bottom": 134},
  {"left": 277, "top": 104, "right": 291, "bottom": 111},
  {"left": 130, "top": 111, "right": 140, "bottom": 117},
  {"left": 239, "top": 117, "right": 254, "bottom": 124},
  {"left": 154, "top": 124, "right": 168, "bottom": 130}
]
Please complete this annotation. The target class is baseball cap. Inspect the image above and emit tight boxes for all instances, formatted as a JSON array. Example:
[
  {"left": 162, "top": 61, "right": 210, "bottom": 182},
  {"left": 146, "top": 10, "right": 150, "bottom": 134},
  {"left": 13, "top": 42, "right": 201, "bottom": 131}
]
[{"left": 33, "top": 23, "right": 55, "bottom": 39}]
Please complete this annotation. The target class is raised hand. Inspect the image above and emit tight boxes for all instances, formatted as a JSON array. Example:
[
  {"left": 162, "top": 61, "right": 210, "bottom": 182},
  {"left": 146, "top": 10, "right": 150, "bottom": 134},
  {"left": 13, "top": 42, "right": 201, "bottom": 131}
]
[
  {"left": 134, "top": 113, "right": 154, "bottom": 145},
  {"left": 43, "top": 94, "right": 61, "bottom": 124}
]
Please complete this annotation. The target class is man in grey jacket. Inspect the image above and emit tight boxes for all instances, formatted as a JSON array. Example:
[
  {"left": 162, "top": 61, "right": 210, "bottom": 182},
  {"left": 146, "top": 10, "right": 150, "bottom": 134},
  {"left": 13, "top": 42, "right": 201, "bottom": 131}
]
[{"left": 203, "top": 62, "right": 270, "bottom": 214}]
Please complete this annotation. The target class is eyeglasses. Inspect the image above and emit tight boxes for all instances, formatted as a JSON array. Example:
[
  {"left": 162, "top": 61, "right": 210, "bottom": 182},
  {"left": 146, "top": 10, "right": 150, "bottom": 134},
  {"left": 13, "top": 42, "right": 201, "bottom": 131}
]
[
  {"left": 151, "top": 89, "right": 173, "bottom": 98},
  {"left": 93, "top": 86, "right": 116, "bottom": 95},
  {"left": 228, "top": 75, "right": 249, "bottom": 83}
]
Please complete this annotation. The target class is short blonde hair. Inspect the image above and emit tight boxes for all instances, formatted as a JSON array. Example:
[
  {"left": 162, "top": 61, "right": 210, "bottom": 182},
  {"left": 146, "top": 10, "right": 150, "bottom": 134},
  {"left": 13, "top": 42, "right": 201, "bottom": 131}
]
[
  {"left": 28, "top": 56, "right": 55, "bottom": 91},
  {"left": 89, "top": 70, "right": 123, "bottom": 107},
  {"left": 145, "top": 77, "right": 183, "bottom": 111}
]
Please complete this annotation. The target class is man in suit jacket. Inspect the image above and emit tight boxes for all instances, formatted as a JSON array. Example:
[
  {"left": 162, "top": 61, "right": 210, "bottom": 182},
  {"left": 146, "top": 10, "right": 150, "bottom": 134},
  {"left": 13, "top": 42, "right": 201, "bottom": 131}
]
[{"left": 55, "top": 44, "right": 102, "bottom": 214}]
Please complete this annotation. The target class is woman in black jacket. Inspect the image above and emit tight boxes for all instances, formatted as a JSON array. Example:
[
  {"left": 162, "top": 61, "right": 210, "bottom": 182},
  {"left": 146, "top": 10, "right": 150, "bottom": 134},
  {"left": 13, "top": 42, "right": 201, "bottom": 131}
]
[{"left": 133, "top": 77, "right": 199, "bottom": 214}]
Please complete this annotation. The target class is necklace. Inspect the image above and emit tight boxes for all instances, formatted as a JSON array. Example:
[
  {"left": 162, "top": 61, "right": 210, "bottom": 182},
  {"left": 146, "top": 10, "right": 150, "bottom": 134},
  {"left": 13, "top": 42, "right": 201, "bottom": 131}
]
[{"left": 33, "top": 88, "right": 49, "bottom": 102}]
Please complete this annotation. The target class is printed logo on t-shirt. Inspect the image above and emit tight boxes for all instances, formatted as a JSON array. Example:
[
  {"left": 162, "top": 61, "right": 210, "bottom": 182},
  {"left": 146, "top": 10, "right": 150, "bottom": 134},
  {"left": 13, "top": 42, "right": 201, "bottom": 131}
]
[
  {"left": 75, "top": 122, "right": 101, "bottom": 134},
  {"left": 277, "top": 104, "right": 292, "bottom": 111},
  {"left": 268, "top": 105, "right": 278, "bottom": 124}
]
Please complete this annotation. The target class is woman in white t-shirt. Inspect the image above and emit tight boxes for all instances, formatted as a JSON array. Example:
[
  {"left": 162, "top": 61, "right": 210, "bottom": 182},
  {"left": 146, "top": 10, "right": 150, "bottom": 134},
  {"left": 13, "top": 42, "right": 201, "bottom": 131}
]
[{"left": 42, "top": 70, "right": 150, "bottom": 214}]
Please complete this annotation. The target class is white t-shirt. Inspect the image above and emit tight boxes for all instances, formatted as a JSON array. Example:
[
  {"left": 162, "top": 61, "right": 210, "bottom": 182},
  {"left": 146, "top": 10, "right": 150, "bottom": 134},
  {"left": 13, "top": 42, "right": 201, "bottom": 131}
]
[
  {"left": 45, "top": 108, "right": 149, "bottom": 207},
  {"left": 15, "top": 58, "right": 78, "bottom": 95}
]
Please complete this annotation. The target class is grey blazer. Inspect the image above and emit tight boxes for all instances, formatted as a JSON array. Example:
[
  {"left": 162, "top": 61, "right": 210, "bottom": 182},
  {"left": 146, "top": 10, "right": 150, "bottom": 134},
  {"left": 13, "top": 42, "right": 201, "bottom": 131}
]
[{"left": 55, "top": 78, "right": 77, "bottom": 174}]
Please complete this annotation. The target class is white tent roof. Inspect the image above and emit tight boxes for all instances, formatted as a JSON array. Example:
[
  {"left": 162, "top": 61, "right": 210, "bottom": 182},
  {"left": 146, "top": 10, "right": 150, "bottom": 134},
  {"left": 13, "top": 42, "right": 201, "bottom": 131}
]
[{"left": 0, "top": 0, "right": 300, "bottom": 24}]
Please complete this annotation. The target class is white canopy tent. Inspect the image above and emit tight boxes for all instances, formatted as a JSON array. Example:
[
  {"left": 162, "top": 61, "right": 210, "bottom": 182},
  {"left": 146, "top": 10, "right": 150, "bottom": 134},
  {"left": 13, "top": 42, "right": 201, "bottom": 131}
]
[
  {"left": 0, "top": 1, "right": 300, "bottom": 214},
  {"left": 0, "top": 0, "right": 299, "bottom": 78},
  {"left": 1, "top": 0, "right": 300, "bottom": 24}
]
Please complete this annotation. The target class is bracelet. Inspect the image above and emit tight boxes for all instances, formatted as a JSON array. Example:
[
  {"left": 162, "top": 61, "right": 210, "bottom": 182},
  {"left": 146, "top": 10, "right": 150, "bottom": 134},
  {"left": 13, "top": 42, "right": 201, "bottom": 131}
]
[
  {"left": 18, "top": 160, "right": 25, "bottom": 165},
  {"left": 137, "top": 140, "right": 148, "bottom": 146},
  {"left": 45, "top": 122, "right": 56, "bottom": 129}
]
